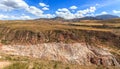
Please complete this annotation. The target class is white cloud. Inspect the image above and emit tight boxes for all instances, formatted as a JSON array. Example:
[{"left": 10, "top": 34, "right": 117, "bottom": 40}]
[
  {"left": 70, "top": 6, "right": 77, "bottom": 10},
  {"left": 39, "top": 3, "right": 50, "bottom": 11},
  {"left": 89, "top": 7, "right": 96, "bottom": 13},
  {"left": 0, "top": 0, "right": 35, "bottom": 16},
  {"left": 113, "top": 10, "right": 120, "bottom": 14},
  {"left": 0, "top": 14, "right": 33, "bottom": 20},
  {"left": 0, "top": 0, "right": 44, "bottom": 16},
  {"left": 39, "top": 3, "right": 49, "bottom": 7},
  {"left": 0, "top": 0, "right": 55, "bottom": 19},
  {"left": 56, "top": 8, "right": 75, "bottom": 19},
  {"left": 0, "top": 0, "right": 29, "bottom": 11},
  {"left": 0, "top": 14, "right": 9, "bottom": 19},
  {"left": 43, "top": 14, "right": 55, "bottom": 18},
  {"left": 75, "top": 6, "right": 96, "bottom": 15},
  {"left": 42, "top": 7, "right": 49, "bottom": 10},
  {"left": 19, "top": 15, "right": 33, "bottom": 20},
  {"left": 26, "top": 6, "right": 54, "bottom": 18},
  {"left": 58, "top": 8, "right": 69, "bottom": 12},
  {"left": 56, "top": 6, "right": 96, "bottom": 19},
  {"left": 75, "top": 6, "right": 96, "bottom": 18},
  {"left": 27, "top": 6, "right": 43, "bottom": 16},
  {"left": 0, "top": 0, "right": 97, "bottom": 20},
  {"left": 101, "top": 11, "right": 108, "bottom": 15}
]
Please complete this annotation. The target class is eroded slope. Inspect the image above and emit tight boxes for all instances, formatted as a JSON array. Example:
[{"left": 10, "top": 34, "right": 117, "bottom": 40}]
[{"left": 0, "top": 20, "right": 120, "bottom": 66}]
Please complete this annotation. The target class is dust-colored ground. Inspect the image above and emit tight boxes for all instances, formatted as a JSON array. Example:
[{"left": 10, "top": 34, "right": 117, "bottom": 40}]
[{"left": 0, "top": 61, "right": 11, "bottom": 69}]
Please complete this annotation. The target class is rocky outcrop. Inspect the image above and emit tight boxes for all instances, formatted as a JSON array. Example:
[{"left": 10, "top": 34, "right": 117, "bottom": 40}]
[
  {"left": 0, "top": 27, "right": 120, "bottom": 66},
  {"left": 0, "top": 43, "right": 119, "bottom": 66},
  {"left": 0, "top": 27, "right": 120, "bottom": 48}
]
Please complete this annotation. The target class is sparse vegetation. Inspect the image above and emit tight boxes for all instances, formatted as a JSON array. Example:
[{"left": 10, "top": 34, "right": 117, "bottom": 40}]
[
  {"left": 1, "top": 40, "right": 10, "bottom": 45},
  {"left": 0, "top": 19, "right": 120, "bottom": 69},
  {"left": 0, "top": 54, "right": 119, "bottom": 69},
  {"left": 4, "top": 62, "right": 29, "bottom": 69},
  {"left": 0, "top": 20, "right": 118, "bottom": 32}
]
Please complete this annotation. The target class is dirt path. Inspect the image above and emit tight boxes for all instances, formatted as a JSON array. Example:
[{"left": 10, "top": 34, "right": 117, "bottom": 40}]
[{"left": 0, "top": 61, "right": 11, "bottom": 69}]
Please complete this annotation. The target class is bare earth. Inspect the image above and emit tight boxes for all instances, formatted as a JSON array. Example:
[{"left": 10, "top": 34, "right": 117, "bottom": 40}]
[{"left": 0, "top": 61, "right": 11, "bottom": 69}]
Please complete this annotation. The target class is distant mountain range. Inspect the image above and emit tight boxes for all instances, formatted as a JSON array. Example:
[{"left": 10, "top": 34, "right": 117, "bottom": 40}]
[
  {"left": 95, "top": 14, "right": 119, "bottom": 20},
  {"left": 36, "top": 14, "right": 120, "bottom": 22}
]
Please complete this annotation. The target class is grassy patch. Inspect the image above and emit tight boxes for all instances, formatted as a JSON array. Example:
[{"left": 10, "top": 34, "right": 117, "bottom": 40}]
[
  {"left": 0, "top": 54, "right": 29, "bottom": 61},
  {"left": 4, "top": 62, "right": 29, "bottom": 69},
  {"left": 2, "top": 55, "right": 120, "bottom": 69},
  {"left": 0, "top": 20, "right": 117, "bottom": 32},
  {"left": 1, "top": 40, "right": 10, "bottom": 45}
]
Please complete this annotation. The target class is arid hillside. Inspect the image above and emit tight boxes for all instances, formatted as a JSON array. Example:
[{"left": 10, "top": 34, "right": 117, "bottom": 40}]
[
  {"left": 0, "top": 19, "right": 120, "bottom": 68},
  {"left": 0, "top": 19, "right": 120, "bottom": 44}
]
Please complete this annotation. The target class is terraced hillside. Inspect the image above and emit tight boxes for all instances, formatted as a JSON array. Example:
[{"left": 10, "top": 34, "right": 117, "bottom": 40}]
[{"left": 0, "top": 19, "right": 120, "bottom": 69}]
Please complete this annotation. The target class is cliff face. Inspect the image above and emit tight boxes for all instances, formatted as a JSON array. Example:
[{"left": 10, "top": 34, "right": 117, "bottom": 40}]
[
  {"left": 0, "top": 27, "right": 120, "bottom": 66},
  {"left": 1, "top": 43, "right": 119, "bottom": 66},
  {"left": 0, "top": 27, "right": 120, "bottom": 47}
]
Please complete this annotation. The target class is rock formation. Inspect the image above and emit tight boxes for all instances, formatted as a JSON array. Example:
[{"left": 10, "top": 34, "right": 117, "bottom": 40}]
[
  {"left": 0, "top": 27, "right": 120, "bottom": 66},
  {"left": 1, "top": 43, "right": 119, "bottom": 66}
]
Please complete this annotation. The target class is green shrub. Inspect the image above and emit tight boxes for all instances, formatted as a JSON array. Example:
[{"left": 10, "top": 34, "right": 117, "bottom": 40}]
[{"left": 1, "top": 40, "right": 10, "bottom": 45}]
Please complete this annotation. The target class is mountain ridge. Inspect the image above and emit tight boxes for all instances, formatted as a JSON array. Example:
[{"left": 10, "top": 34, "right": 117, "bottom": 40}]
[{"left": 36, "top": 14, "right": 120, "bottom": 21}]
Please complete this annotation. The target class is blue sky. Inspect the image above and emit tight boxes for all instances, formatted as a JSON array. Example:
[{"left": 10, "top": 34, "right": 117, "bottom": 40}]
[{"left": 0, "top": 0, "right": 120, "bottom": 20}]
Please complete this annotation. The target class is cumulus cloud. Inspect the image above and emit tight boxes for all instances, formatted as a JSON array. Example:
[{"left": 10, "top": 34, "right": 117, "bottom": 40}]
[
  {"left": 56, "top": 6, "right": 96, "bottom": 19},
  {"left": 19, "top": 15, "right": 32, "bottom": 20},
  {"left": 70, "top": 6, "right": 77, "bottom": 10},
  {"left": 0, "top": 14, "right": 33, "bottom": 20},
  {"left": 12, "top": 15, "right": 33, "bottom": 20},
  {"left": 113, "top": 10, "right": 120, "bottom": 14},
  {"left": 56, "top": 8, "right": 75, "bottom": 19},
  {"left": 101, "top": 11, "right": 108, "bottom": 15},
  {"left": 0, "top": 0, "right": 55, "bottom": 19},
  {"left": 58, "top": 8, "right": 69, "bottom": 12},
  {"left": 0, "top": 0, "right": 44, "bottom": 16},
  {"left": 42, "top": 7, "right": 49, "bottom": 10},
  {"left": 39, "top": 2, "right": 50, "bottom": 11},
  {"left": 26, "top": 6, "right": 54, "bottom": 18},
  {"left": 89, "top": 7, "right": 96, "bottom": 13},
  {"left": 75, "top": 7, "right": 96, "bottom": 17},
  {"left": 0, "top": 0, "right": 29, "bottom": 11},
  {"left": 0, "top": 0, "right": 97, "bottom": 20},
  {"left": 0, "top": 0, "right": 40, "bottom": 16},
  {"left": 0, "top": 14, "right": 9, "bottom": 19},
  {"left": 27, "top": 6, "right": 43, "bottom": 16},
  {"left": 43, "top": 14, "right": 55, "bottom": 18},
  {"left": 39, "top": 3, "right": 49, "bottom": 7}
]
